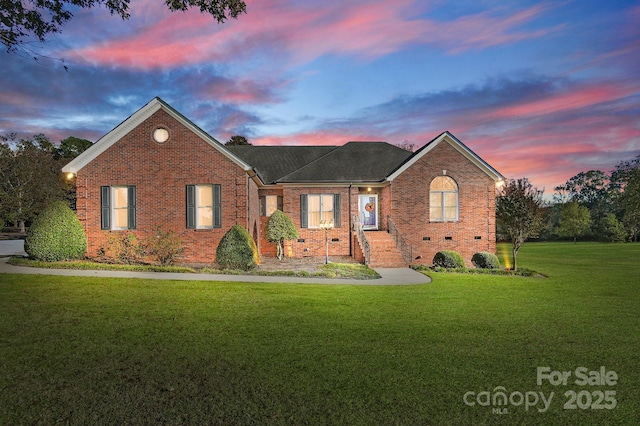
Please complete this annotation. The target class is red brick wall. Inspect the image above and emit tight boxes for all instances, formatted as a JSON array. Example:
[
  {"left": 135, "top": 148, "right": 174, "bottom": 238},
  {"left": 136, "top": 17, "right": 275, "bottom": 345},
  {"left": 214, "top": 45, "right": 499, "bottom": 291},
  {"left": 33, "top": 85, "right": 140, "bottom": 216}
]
[
  {"left": 75, "top": 108, "right": 251, "bottom": 264},
  {"left": 390, "top": 140, "right": 496, "bottom": 266},
  {"left": 282, "top": 186, "right": 352, "bottom": 258}
]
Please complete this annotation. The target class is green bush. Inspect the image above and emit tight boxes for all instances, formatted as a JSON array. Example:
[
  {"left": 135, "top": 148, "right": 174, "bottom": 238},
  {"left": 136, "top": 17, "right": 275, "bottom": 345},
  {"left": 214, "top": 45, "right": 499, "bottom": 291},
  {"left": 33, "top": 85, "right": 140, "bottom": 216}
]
[
  {"left": 216, "top": 225, "right": 260, "bottom": 270},
  {"left": 97, "top": 233, "right": 146, "bottom": 264},
  {"left": 145, "top": 226, "right": 183, "bottom": 265},
  {"left": 471, "top": 251, "right": 501, "bottom": 269},
  {"left": 432, "top": 250, "right": 465, "bottom": 269},
  {"left": 24, "top": 201, "right": 87, "bottom": 261}
]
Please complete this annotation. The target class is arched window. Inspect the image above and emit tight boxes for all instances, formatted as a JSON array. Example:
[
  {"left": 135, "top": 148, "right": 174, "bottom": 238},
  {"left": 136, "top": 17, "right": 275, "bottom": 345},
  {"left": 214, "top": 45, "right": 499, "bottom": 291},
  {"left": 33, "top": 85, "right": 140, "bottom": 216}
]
[{"left": 430, "top": 176, "right": 458, "bottom": 221}]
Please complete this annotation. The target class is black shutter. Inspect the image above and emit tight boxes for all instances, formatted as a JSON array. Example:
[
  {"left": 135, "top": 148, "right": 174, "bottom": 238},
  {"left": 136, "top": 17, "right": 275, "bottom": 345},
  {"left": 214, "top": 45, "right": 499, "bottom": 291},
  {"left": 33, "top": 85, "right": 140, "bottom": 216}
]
[
  {"left": 277, "top": 196, "right": 283, "bottom": 211},
  {"left": 186, "top": 185, "right": 196, "bottom": 229},
  {"left": 300, "top": 194, "right": 308, "bottom": 228},
  {"left": 127, "top": 186, "right": 136, "bottom": 230},
  {"left": 333, "top": 194, "right": 341, "bottom": 227},
  {"left": 213, "top": 184, "right": 222, "bottom": 228},
  {"left": 100, "top": 186, "right": 110, "bottom": 230}
]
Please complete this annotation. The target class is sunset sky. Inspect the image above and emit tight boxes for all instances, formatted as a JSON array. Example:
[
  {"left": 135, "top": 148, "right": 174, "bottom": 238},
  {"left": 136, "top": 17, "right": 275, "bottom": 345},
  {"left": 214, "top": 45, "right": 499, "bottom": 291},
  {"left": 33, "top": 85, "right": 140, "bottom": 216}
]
[{"left": 2, "top": 0, "right": 639, "bottom": 193}]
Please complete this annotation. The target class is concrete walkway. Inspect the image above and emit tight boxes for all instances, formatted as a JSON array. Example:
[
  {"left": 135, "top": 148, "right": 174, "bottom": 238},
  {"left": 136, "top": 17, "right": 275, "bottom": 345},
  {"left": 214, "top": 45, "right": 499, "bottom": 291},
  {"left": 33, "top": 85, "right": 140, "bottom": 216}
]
[{"left": 0, "top": 240, "right": 430, "bottom": 286}]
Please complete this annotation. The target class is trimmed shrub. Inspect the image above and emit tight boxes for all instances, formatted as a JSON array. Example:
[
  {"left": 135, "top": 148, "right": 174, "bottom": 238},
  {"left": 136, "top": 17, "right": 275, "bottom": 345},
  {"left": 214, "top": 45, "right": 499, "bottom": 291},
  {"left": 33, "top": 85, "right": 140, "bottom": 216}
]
[
  {"left": 432, "top": 250, "right": 465, "bottom": 269},
  {"left": 24, "top": 201, "right": 87, "bottom": 261},
  {"left": 266, "top": 210, "right": 298, "bottom": 260},
  {"left": 216, "top": 225, "right": 260, "bottom": 270},
  {"left": 471, "top": 251, "right": 501, "bottom": 269}
]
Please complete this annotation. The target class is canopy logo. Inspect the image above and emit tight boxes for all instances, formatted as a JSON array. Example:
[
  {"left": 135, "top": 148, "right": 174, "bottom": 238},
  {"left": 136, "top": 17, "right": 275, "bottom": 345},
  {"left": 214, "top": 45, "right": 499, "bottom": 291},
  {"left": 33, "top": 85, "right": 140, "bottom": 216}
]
[{"left": 463, "top": 366, "right": 618, "bottom": 414}]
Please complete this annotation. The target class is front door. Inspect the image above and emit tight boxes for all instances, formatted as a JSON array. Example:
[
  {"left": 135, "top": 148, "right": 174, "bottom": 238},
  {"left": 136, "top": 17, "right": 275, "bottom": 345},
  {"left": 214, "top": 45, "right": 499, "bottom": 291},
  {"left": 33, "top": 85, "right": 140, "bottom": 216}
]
[{"left": 359, "top": 194, "right": 378, "bottom": 230}]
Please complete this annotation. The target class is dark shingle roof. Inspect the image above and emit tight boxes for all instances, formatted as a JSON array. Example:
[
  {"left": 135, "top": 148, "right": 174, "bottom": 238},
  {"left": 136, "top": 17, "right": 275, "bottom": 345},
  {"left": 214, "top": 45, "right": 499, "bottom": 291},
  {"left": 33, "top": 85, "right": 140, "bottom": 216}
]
[
  {"left": 277, "top": 142, "right": 413, "bottom": 183},
  {"left": 226, "top": 145, "right": 336, "bottom": 184},
  {"left": 228, "top": 142, "right": 412, "bottom": 184}
]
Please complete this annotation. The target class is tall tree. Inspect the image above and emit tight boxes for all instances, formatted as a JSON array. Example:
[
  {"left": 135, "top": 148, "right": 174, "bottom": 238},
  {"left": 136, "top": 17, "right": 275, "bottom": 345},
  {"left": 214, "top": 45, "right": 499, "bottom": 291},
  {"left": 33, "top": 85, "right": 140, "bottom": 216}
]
[
  {"left": 395, "top": 140, "right": 415, "bottom": 152},
  {"left": 554, "top": 170, "right": 619, "bottom": 240},
  {"left": 225, "top": 135, "right": 251, "bottom": 146},
  {"left": 556, "top": 201, "right": 591, "bottom": 243},
  {"left": 2, "top": 0, "right": 246, "bottom": 54},
  {"left": 56, "top": 136, "right": 93, "bottom": 159},
  {"left": 554, "top": 170, "right": 610, "bottom": 209},
  {"left": 0, "top": 134, "right": 64, "bottom": 232},
  {"left": 496, "top": 178, "right": 547, "bottom": 270},
  {"left": 621, "top": 168, "right": 640, "bottom": 242}
]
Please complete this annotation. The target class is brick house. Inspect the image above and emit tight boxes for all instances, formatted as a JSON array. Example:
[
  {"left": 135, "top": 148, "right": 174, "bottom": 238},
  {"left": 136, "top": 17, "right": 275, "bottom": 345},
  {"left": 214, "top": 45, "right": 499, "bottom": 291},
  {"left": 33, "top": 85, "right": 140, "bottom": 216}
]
[{"left": 62, "top": 97, "right": 503, "bottom": 267}]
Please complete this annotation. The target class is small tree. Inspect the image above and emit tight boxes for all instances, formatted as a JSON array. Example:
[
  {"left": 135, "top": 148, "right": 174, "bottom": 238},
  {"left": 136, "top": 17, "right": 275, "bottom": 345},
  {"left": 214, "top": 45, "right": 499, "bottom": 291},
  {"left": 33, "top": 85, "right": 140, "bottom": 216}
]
[
  {"left": 266, "top": 210, "right": 298, "bottom": 260},
  {"left": 556, "top": 201, "right": 591, "bottom": 243},
  {"left": 496, "top": 178, "right": 547, "bottom": 270},
  {"left": 601, "top": 213, "right": 627, "bottom": 242}
]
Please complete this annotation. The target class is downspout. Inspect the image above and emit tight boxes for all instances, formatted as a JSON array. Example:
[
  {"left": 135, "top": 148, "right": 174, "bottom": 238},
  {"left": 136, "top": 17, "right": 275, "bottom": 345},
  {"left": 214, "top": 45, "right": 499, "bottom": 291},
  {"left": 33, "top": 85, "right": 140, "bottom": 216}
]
[{"left": 348, "top": 183, "right": 352, "bottom": 256}]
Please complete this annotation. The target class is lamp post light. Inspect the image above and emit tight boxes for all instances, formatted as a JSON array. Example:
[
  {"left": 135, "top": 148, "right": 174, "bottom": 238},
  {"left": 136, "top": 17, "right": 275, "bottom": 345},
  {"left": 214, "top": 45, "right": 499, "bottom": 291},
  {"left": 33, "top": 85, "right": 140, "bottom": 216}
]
[{"left": 319, "top": 220, "right": 334, "bottom": 264}]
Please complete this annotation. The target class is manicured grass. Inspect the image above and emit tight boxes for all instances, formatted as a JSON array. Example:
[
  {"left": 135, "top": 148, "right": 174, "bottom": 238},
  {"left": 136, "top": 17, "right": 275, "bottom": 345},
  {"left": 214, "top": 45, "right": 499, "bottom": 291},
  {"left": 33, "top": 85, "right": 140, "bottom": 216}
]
[{"left": 0, "top": 242, "right": 638, "bottom": 424}]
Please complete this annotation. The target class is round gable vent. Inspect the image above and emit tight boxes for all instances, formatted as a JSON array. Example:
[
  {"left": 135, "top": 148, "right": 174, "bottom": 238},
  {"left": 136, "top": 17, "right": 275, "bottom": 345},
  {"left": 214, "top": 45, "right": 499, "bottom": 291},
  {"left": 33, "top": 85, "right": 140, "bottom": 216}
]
[{"left": 153, "top": 127, "right": 170, "bottom": 144}]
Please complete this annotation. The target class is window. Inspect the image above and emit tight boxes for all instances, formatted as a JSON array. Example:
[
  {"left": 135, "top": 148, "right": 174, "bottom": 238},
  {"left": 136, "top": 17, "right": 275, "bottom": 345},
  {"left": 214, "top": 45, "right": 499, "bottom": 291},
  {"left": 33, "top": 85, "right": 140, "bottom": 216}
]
[
  {"left": 260, "top": 195, "right": 282, "bottom": 216},
  {"left": 101, "top": 185, "right": 136, "bottom": 230},
  {"left": 186, "top": 184, "right": 221, "bottom": 229},
  {"left": 300, "top": 194, "right": 341, "bottom": 228},
  {"left": 430, "top": 176, "right": 458, "bottom": 221}
]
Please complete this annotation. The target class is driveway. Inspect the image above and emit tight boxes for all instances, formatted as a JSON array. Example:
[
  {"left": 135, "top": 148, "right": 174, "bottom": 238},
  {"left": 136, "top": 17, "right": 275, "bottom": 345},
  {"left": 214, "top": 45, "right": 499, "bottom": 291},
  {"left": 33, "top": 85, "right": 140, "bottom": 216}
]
[{"left": 0, "top": 239, "right": 26, "bottom": 256}]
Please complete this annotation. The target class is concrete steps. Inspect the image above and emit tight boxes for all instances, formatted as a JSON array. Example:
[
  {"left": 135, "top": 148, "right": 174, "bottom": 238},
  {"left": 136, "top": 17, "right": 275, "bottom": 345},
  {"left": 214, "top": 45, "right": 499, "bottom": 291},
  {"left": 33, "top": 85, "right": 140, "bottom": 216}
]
[{"left": 365, "top": 231, "right": 407, "bottom": 268}]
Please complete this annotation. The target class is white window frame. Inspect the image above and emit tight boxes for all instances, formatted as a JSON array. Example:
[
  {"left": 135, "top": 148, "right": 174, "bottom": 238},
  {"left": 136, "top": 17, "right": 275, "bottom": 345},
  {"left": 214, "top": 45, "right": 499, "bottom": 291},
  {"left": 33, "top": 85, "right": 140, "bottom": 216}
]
[
  {"left": 111, "top": 186, "right": 129, "bottom": 230},
  {"left": 307, "top": 194, "right": 334, "bottom": 229},
  {"left": 195, "top": 184, "right": 214, "bottom": 229},
  {"left": 430, "top": 177, "right": 459, "bottom": 222}
]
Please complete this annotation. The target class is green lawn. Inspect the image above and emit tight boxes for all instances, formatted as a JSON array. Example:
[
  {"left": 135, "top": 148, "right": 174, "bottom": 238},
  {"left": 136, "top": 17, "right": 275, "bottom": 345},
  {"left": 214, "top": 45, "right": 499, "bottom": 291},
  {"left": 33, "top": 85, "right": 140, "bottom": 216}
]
[{"left": 1, "top": 242, "right": 638, "bottom": 425}]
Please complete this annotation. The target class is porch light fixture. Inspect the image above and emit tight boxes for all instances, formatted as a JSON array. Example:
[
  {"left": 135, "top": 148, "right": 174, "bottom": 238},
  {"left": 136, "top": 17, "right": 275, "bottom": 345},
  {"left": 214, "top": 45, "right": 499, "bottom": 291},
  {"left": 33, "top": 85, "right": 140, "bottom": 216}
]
[
  {"left": 66, "top": 172, "right": 75, "bottom": 180},
  {"left": 367, "top": 187, "right": 372, "bottom": 192},
  {"left": 319, "top": 219, "right": 334, "bottom": 264}
]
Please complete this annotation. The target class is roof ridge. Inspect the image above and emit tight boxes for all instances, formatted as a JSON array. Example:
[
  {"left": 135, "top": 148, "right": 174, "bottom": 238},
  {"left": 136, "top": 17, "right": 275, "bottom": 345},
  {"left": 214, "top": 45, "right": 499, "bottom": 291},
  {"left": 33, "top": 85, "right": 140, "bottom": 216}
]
[{"left": 276, "top": 144, "right": 344, "bottom": 182}]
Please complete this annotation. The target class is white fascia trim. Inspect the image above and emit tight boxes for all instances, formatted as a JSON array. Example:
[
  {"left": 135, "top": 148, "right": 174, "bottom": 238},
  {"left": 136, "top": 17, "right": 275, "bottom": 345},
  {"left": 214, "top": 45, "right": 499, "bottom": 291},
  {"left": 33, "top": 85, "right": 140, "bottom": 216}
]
[
  {"left": 386, "top": 131, "right": 503, "bottom": 182},
  {"left": 282, "top": 182, "right": 356, "bottom": 188},
  {"left": 62, "top": 97, "right": 252, "bottom": 174}
]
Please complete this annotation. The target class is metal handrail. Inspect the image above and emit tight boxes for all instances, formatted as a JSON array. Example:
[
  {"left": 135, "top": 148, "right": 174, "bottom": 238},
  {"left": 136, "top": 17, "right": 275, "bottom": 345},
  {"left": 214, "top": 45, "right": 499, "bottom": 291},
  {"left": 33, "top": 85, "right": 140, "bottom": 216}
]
[
  {"left": 387, "top": 216, "right": 413, "bottom": 267},
  {"left": 352, "top": 214, "right": 371, "bottom": 265}
]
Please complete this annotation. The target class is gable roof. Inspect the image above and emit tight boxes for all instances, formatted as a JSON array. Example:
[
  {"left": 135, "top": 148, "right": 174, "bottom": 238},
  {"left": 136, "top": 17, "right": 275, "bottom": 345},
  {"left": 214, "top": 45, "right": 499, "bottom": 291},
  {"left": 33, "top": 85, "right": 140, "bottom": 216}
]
[
  {"left": 387, "top": 131, "right": 504, "bottom": 182},
  {"left": 277, "top": 142, "right": 413, "bottom": 183},
  {"left": 62, "top": 97, "right": 251, "bottom": 174},
  {"left": 227, "top": 145, "right": 335, "bottom": 184}
]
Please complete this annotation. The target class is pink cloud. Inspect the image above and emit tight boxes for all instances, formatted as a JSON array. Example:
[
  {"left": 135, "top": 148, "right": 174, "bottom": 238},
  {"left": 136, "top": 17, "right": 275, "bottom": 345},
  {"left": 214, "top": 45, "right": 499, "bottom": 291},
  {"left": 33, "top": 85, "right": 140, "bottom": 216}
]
[
  {"left": 440, "top": 3, "right": 564, "bottom": 53},
  {"left": 252, "top": 128, "right": 382, "bottom": 146},
  {"left": 486, "top": 84, "right": 630, "bottom": 120},
  {"left": 66, "top": 0, "right": 558, "bottom": 69}
]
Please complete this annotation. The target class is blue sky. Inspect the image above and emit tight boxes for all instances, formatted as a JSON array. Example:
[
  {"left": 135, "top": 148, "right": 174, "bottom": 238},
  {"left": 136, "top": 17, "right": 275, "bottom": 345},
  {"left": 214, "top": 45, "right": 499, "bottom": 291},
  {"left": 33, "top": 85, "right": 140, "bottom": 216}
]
[{"left": 1, "top": 0, "right": 639, "bottom": 192}]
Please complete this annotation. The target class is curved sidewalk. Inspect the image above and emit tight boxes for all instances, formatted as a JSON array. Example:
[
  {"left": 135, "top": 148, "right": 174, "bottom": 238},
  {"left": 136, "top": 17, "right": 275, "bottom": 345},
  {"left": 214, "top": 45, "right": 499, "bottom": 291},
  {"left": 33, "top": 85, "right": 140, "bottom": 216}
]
[{"left": 0, "top": 257, "right": 430, "bottom": 286}]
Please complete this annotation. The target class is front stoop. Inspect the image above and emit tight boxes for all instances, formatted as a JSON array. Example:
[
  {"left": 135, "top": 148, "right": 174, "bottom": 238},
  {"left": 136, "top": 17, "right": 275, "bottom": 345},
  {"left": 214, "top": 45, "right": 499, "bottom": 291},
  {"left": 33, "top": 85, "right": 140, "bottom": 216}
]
[{"left": 365, "top": 231, "right": 407, "bottom": 268}]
